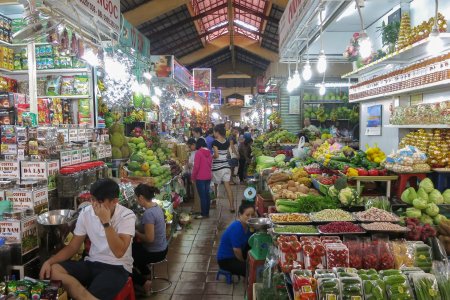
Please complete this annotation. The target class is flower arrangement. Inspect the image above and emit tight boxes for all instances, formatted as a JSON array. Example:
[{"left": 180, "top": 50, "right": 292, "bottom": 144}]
[{"left": 343, "top": 32, "right": 361, "bottom": 62}]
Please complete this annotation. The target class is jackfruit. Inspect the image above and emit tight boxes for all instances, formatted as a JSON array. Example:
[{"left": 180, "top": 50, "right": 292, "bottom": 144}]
[
  {"left": 121, "top": 145, "right": 130, "bottom": 158},
  {"left": 111, "top": 133, "right": 124, "bottom": 147},
  {"left": 112, "top": 147, "right": 122, "bottom": 159}
]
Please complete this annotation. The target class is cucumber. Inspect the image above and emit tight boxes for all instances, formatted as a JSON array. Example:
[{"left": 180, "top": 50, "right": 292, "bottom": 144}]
[
  {"left": 340, "top": 278, "right": 361, "bottom": 284},
  {"left": 384, "top": 275, "right": 407, "bottom": 285}
]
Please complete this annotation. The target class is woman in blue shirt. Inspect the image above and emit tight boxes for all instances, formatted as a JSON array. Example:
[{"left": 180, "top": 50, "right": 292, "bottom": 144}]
[
  {"left": 217, "top": 202, "right": 255, "bottom": 276},
  {"left": 132, "top": 184, "right": 168, "bottom": 294}
]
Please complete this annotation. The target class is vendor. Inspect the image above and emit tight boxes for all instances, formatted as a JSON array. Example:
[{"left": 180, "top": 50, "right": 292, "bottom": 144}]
[
  {"left": 39, "top": 179, "right": 136, "bottom": 300},
  {"left": 303, "top": 118, "right": 320, "bottom": 136},
  {"left": 132, "top": 184, "right": 168, "bottom": 294},
  {"left": 216, "top": 202, "right": 255, "bottom": 276}
]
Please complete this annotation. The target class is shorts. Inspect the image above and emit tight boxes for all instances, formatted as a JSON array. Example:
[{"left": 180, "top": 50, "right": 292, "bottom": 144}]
[
  {"left": 213, "top": 168, "right": 231, "bottom": 184},
  {"left": 59, "top": 260, "right": 129, "bottom": 300},
  {"left": 228, "top": 158, "right": 239, "bottom": 167}
]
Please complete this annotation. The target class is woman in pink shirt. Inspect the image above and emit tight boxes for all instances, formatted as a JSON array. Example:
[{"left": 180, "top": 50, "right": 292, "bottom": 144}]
[{"left": 191, "top": 138, "right": 213, "bottom": 219}]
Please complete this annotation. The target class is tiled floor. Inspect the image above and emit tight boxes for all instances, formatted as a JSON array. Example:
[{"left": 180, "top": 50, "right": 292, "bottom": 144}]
[{"left": 137, "top": 184, "right": 247, "bottom": 300}]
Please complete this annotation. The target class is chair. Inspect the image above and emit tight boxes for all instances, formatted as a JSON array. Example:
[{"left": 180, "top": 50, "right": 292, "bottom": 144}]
[
  {"left": 395, "top": 173, "right": 428, "bottom": 199},
  {"left": 147, "top": 258, "right": 172, "bottom": 293},
  {"left": 216, "top": 269, "right": 239, "bottom": 285},
  {"left": 113, "top": 277, "right": 135, "bottom": 300}
]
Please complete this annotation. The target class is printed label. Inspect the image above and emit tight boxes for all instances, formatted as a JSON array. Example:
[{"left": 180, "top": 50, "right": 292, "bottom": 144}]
[
  {"left": 69, "top": 128, "right": 78, "bottom": 142},
  {"left": 21, "top": 161, "right": 47, "bottom": 179},
  {"left": 81, "top": 148, "right": 91, "bottom": 162},
  {"left": 78, "top": 128, "right": 86, "bottom": 142},
  {"left": 6, "top": 190, "right": 34, "bottom": 211},
  {"left": 60, "top": 150, "right": 72, "bottom": 167},
  {"left": 1, "top": 143, "right": 17, "bottom": 155},
  {"left": 0, "top": 161, "right": 19, "bottom": 179},
  {"left": 72, "top": 150, "right": 82, "bottom": 165}
]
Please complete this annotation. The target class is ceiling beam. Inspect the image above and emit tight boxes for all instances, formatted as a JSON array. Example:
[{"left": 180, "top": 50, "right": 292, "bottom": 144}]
[
  {"left": 151, "top": 23, "right": 229, "bottom": 54},
  {"left": 141, "top": 3, "right": 228, "bottom": 40},
  {"left": 213, "top": 61, "right": 262, "bottom": 77},
  {"left": 228, "top": 0, "right": 235, "bottom": 70},
  {"left": 179, "top": 36, "right": 278, "bottom": 65},
  {"left": 259, "top": 0, "right": 272, "bottom": 45},
  {"left": 233, "top": 3, "right": 278, "bottom": 23},
  {"left": 123, "top": 0, "right": 187, "bottom": 27}
]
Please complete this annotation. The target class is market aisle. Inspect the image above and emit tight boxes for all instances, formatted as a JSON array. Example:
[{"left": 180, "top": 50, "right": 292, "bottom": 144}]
[{"left": 138, "top": 184, "right": 247, "bottom": 300}]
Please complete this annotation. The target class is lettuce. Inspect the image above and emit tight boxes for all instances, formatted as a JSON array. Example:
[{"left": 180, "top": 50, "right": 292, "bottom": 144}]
[
  {"left": 417, "top": 188, "right": 429, "bottom": 202},
  {"left": 429, "top": 189, "right": 444, "bottom": 205},
  {"left": 401, "top": 187, "right": 417, "bottom": 204},
  {"left": 420, "top": 214, "right": 434, "bottom": 225},
  {"left": 413, "top": 198, "right": 428, "bottom": 210},
  {"left": 274, "top": 154, "right": 286, "bottom": 163},
  {"left": 443, "top": 189, "right": 450, "bottom": 204},
  {"left": 406, "top": 207, "right": 422, "bottom": 218},
  {"left": 425, "top": 203, "right": 439, "bottom": 217},
  {"left": 434, "top": 214, "right": 447, "bottom": 225},
  {"left": 419, "top": 178, "right": 434, "bottom": 194}
]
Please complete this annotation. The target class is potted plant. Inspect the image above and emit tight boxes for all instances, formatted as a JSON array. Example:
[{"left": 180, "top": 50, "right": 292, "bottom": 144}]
[{"left": 377, "top": 21, "right": 400, "bottom": 54}]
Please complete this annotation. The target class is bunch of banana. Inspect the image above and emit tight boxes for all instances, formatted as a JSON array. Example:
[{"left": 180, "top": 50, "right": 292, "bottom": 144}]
[
  {"left": 330, "top": 108, "right": 338, "bottom": 122},
  {"left": 97, "top": 80, "right": 105, "bottom": 91},
  {"left": 134, "top": 110, "right": 145, "bottom": 122},
  {"left": 316, "top": 105, "right": 328, "bottom": 123}
]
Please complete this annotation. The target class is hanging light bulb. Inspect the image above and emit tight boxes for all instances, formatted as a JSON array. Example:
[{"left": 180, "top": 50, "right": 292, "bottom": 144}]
[
  {"left": 359, "top": 32, "right": 372, "bottom": 59},
  {"left": 427, "top": 28, "right": 443, "bottom": 55},
  {"left": 319, "top": 82, "right": 326, "bottom": 96},
  {"left": 154, "top": 86, "right": 162, "bottom": 96},
  {"left": 317, "top": 50, "right": 327, "bottom": 74},
  {"left": 302, "top": 61, "right": 312, "bottom": 81},
  {"left": 82, "top": 49, "right": 99, "bottom": 67},
  {"left": 292, "top": 69, "right": 301, "bottom": 88}
]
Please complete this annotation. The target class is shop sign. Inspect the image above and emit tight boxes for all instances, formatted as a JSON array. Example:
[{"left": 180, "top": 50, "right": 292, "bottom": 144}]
[
  {"left": 209, "top": 89, "right": 222, "bottom": 105},
  {"left": 120, "top": 17, "right": 151, "bottom": 58},
  {"left": 20, "top": 160, "right": 59, "bottom": 180},
  {"left": 97, "top": 145, "right": 105, "bottom": 159},
  {"left": 81, "top": 148, "right": 91, "bottom": 162},
  {"left": 279, "top": 0, "right": 309, "bottom": 49},
  {"left": 0, "top": 220, "right": 21, "bottom": 243},
  {"left": 33, "top": 188, "right": 49, "bottom": 207},
  {"left": 6, "top": 190, "right": 34, "bottom": 211},
  {"left": 86, "top": 128, "right": 94, "bottom": 141},
  {"left": 72, "top": 150, "right": 82, "bottom": 165},
  {"left": 60, "top": 150, "right": 72, "bottom": 167},
  {"left": 104, "top": 144, "right": 112, "bottom": 158},
  {"left": 150, "top": 55, "right": 173, "bottom": 79},
  {"left": 173, "top": 59, "right": 192, "bottom": 90},
  {"left": 0, "top": 216, "right": 38, "bottom": 254},
  {"left": 74, "top": 0, "right": 120, "bottom": 35},
  {"left": 0, "top": 161, "right": 19, "bottom": 179},
  {"left": 193, "top": 68, "right": 212, "bottom": 92}
]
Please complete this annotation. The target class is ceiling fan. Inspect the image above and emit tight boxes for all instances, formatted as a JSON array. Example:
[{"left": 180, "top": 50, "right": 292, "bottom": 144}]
[{"left": 13, "top": 0, "right": 62, "bottom": 43}]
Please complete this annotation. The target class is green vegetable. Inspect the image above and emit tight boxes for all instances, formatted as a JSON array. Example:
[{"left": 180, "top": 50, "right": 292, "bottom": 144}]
[
  {"left": 413, "top": 275, "right": 441, "bottom": 300},
  {"left": 273, "top": 225, "right": 318, "bottom": 234},
  {"left": 425, "top": 203, "right": 439, "bottom": 217},
  {"left": 379, "top": 270, "right": 402, "bottom": 277},
  {"left": 406, "top": 207, "right": 422, "bottom": 218},
  {"left": 295, "top": 195, "right": 339, "bottom": 213},
  {"left": 420, "top": 214, "right": 434, "bottom": 225},
  {"left": 274, "top": 154, "right": 286, "bottom": 163},
  {"left": 401, "top": 187, "right": 417, "bottom": 204},
  {"left": 338, "top": 187, "right": 359, "bottom": 206},
  {"left": 433, "top": 214, "right": 447, "bottom": 225},
  {"left": 429, "top": 189, "right": 444, "bottom": 204},
  {"left": 384, "top": 275, "right": 407, "bottom": 285},
  {"left": 413, "top": 198, "right": 428, "bottom": 210},
  {"left": 419, "top": 178, "right": 434, "bottom": 193},
  {"left": 443, "top": 189, "right": 450, "bottom": 204},
  {"left": 417, "top": 188, "right": 429, "bottom": 202}
]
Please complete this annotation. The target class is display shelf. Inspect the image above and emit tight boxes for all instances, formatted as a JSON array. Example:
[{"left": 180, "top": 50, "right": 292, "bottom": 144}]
[
  {"left": 37, "top": 95, "right": 91, "bottom": 99},
  {"left": 0, "top": 67, "right": 13, "bottom": 73},
  {"left": 304, "top": 100, "right": 345, "bottom": 104},
  {"left": 342, "top": 33, "right": 450, "bottom": 79},
  {"left": 0, "top": 40, "right": 48, "bottom": 47},
  {"left": 10, "top": 68, "right": 89, "bottom": 75},
  {"left": 349, "top": 79, "right": 450, "bottom": 103},
  {"left": 311, "top": 119, "right": 351, "bottom": 121},
  {"left": 384, "top": 124, "right": 450, "bottom": 129}
]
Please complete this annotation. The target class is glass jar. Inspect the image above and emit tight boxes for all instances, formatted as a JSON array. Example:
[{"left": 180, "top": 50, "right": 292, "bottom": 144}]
[{"left": 57, "top": 167, "right": 81, "bottom": 198}]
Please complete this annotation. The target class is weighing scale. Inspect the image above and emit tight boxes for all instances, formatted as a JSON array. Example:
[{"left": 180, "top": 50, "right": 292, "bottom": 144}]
[
  {"left": 247, "top": 218, "right": 272, "bottom": 260},
  {"left": 243, "top": 178, "right": 258, "bottom": 202}
]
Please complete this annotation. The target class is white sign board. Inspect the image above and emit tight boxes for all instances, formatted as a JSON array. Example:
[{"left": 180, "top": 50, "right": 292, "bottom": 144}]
[
  {"left": 289, "top": 96, "right": 300, "bottom": 114},
  {"left": 75, "top": 0, "right": 120, "bottom": 35},
  {"left": 279, "top": 0, "right": 309, "bottom": 52}
]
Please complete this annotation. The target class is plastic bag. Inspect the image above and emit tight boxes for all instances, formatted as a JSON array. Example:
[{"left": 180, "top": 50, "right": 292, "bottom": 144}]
[
  {"left": 45, "top": 76, "right": 61, "bottom": 96},
  {"left": 318, "top": 278, "right": 339, "bottom": 300},
  {"left": 391, "top": 240, "right": 415, "bottom": 269},
  {"left": 74, "top": 75, "right": 89, "bottom": 95},
  {"left": 60, "top": 76, "right": 75, "bottom": 95},
  {"left": 410, "top": 273, "right": 441, "bottom": 300},
  {"left": 340, "top": 277, "right": 363, "bottom": 300},
  {"left": 431, "top": 261, "right": 450, "bottom": 299},
  {"left": 383, "top": 274, "right": 414, "bottom": 299}
]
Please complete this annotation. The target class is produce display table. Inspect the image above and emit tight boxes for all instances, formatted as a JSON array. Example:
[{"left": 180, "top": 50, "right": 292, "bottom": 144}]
[
  {"left": 395, "top": 173, "right": 428, "bottom": 199},
  {"left": 347, "top": 175, "right": 398, "bottom": 198}
]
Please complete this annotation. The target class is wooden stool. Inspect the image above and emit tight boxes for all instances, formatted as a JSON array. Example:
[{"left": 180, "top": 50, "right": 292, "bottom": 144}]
[
  {"left": 395, "top": 173, "right": 428, "bottom": 200},
  {"left": 113, "top": 277, "right": 135, "bottom": 300}
]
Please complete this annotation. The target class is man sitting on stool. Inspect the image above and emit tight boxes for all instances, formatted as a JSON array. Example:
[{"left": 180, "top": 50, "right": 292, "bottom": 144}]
[{"left": 39, "top": 178, "right": 136, "bottom": 300}]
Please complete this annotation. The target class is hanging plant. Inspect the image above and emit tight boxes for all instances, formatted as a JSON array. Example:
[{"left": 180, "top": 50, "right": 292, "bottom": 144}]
[{"left": 377, "top": 20, "right": 400, "bottom": 53}]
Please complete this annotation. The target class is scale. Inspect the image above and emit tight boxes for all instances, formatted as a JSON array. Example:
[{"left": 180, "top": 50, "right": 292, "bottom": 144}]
[
  {"left": 247, "top": 218, "right": 272, "bottom": 260},
  {"left": 243, "top": 178, "right": 258, "bottom": 202}
]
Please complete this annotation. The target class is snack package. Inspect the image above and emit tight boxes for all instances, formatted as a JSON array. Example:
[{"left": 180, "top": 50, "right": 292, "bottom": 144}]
[
  {"left": 73, "top": 75, "right": 89, "bottom": 95},
  {"left": 291, "top": 270, "right": 316, "bottom": 300},
  {"left": 45, "top": 76, "right": 61, "bottom": 96},
  {"left": 38, "top": 97, "right": 51, "bottom": 124},
  {"left": 60, "top": 76, "right": 75, "bottom": 95},
  {"left": 78, "top": 98, "right": 91, "bottom": 125}
]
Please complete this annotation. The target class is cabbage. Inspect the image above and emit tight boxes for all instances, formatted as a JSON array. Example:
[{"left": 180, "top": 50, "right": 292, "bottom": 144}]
[
  {"left": 433, "top": 214, "right": 447, "bottom": 225},
  {"left": 417, "top": 188, "right": 429, "bottom": 202},
  {"left": 274, "top": 154, "right": 286, "bottom": 163},
  {"left": 339, "top": 187, "right": 356, "bottom": 206},
  {"left": 443, "top": 189, "right": 450, "bottom": 204},
  {"left": 425, "top": 203, "right": 439, "bottom": 217},
  {"left": 256, "top": 156, "right": 275, "bottom": 170},
  {"left": 429, "top": 189, "right": 444, "bottom": 205},
  {"left": 413, "top": 198, "right": 428, "bottom": 210},
  {"left": 419, "top": 178, "right": 434, "bottom": 193},
  {"left": 420, "top": 214, "right": 434, "bottom": 225},
  {"left": 328, "top": 186, "right": 338, "bottom": 197},
  {"left": 406, "top": 207, "right": 422, "bottom": 218},
  {"left": 401, "top": 187, "right": 416, "bottom": 204}
]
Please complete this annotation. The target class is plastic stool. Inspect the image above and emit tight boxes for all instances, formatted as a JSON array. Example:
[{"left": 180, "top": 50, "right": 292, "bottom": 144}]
[
  {"left": 216, "top": 269, "right": 239, "bottom": 285},
  {"left": 395, "top": 173, "right": 428, "bottom": 200},
  {"left": 147, "top": 258, "right": 172, "bottom": 293},
  {"left": 113, "top": 277, "right": 135, "bottom": 300}
]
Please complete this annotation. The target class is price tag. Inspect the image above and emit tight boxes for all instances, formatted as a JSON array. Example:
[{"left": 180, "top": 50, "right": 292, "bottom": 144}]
[
  {"left": 86, "top": 128, "right": 94, "bottom": 141},
  {"left": 1, "top": 144, "right": 17, "bottom": 155},
  {"left": 72, "top": 150, "right": 81, "bottom": 165},
  {"left": 20, "top": 161, "right": 47, "bottom": 179},
  {"left": 60, "top": 150, "right": 72, "bottom": 167},
  {"left": 97, "top": 145, "right": 105, "bottom": 159},
  {"left": 69, "top": 128, "right": 78, "bottom": 142},
  {"left": 104, "top": 144, "right": 112, "bottom": 158}
]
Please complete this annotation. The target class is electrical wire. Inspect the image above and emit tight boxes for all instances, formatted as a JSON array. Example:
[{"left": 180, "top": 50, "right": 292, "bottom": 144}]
[{"left": 355, "top": 0, "right": 365, "bottom": 31}]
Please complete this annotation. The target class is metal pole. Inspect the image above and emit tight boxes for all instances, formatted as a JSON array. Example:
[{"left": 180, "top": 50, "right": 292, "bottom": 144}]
[{"left": 27, "top": 42, "right": 37, "bottom": 116}]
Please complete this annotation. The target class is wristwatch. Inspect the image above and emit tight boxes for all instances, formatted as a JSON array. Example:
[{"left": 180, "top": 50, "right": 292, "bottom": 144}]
[{"left": 102, "top": 222, "right": 110, "bottom": 228}]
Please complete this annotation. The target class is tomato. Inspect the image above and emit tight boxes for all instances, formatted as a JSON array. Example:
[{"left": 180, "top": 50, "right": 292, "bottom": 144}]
[
  {"left": 291, "top": 241, "right": 302, "bottom": 252},
  {"left": 281, "top": 262, "right": 293, "bottom": 273},
  {"left": 378, "top": 168, "right": 388, "bottom": 176},
  {"left": 303, "top": 243, "right": 314, "bottom": 255},
  {"left": 280, "top": 242, "right": 291, "bottom": 253},
  {"left": 368, "top": 169, "right": 379, "bottom": 176},
  {"left": 287, "top": 235, "right": 298, "bottom": 243},
  {"left": 314, "top": 244, "right": 326, "bottom": 256},
  {"left": 358, "top": 168, "right": 368, "bottom": 176},
  {"left": 285, "top": 252, "right": 297, "bottom": 262}
]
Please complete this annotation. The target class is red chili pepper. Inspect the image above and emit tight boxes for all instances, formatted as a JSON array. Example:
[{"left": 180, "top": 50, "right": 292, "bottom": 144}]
[
  {"left": 291, "top": 241, "right": 302, "bottom": 252},
  {"left": 280, "top": 242, "right": 291, "bottom": 253}
]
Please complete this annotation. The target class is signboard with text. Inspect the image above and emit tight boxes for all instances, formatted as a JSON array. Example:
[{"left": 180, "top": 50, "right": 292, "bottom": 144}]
[
  {"left": 173, "top": 59, "right": 192, "bottom": 90},
  {"left": 120, "top": 17, "right": 151, "bottom": 58},
  {"left": 75, "top": 0, "right": 121, "bottom": 36},
  {"left": 279, "top": 0, "right": 309, "bottom": 50}
]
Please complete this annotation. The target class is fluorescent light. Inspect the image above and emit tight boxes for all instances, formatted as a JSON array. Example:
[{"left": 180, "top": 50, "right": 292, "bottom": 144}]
[
  {"left": 314, "top": 82, "right": 351, "bottom": 88},
  {"left": 82, "top": 49, "right": 99, "bottom": 67},
  {"left": 143, "top": 72, "right": 152, "bottom": 80},
  {"left": 319, "top": 83, "right": 326, "bottom": 96},
  {"left": 317, "top": 50, "right": 327, "bottom": 74}
]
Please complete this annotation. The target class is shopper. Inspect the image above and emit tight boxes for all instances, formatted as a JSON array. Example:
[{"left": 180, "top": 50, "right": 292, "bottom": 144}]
[
  {"left": 212, "top": 124, "right": 236, "bottom": 212},
  {"left": 216, "top": 202, "right": 255, "bottom": 276},
  {"left": 186, "top": 138, "right": 201, "bottom": 214},
  {"left": 303, "top": 118, "right": 320, "bottom": 136},
  {"left": 238, "top": 138, "right": 253, "bottom": 183},
  {"left": 205, "top": 128, "right": 215, "bottom": 154},
  {"left": 132, "top": 184, "right": 168, "bottom": 294},
  {"left": 39, "top": 178, "right": 136, "bottom": 300},
  {"left": 192, "top": 127, "right": 203, "bottom": 140},
  {"left": 208, "top": 122, "right": 215, "bottom": 130},
  {"left": 228, "top": 133, "right": 239, "bottom": 184},
  {"left": 192, "top": 138, "right": 213, "bottom": 219}
]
